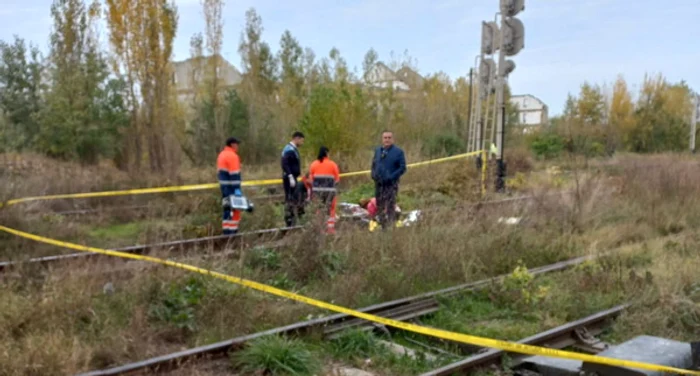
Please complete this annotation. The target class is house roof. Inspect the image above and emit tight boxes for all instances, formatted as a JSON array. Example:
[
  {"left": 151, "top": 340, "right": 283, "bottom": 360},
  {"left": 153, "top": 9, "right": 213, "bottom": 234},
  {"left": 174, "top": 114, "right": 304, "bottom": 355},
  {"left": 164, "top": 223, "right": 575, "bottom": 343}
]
[
  {"left": 395, "top": 66, "right": 424, "bottom": 89},
  {"left": 510, "top": 93, "right": 547, "bottom": 106}
]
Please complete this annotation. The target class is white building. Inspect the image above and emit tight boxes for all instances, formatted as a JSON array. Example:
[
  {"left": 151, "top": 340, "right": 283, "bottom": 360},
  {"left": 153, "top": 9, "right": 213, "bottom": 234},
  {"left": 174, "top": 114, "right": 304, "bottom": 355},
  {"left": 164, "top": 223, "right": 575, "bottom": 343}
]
[
  {"left": 365, "top": 62, "right": 411, "bottom": 91},
  {"left": 172, "top": 54, "right": 242, "bottom": 103},
  {"left": 510, "top": 94, "right": 549, "bottom": 127}
]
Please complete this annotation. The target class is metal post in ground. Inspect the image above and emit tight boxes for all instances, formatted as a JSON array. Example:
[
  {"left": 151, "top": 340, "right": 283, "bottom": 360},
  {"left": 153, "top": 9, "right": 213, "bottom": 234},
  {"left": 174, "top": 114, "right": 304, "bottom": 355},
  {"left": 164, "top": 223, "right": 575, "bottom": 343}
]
[
  {"left": 691, "top": 341, "right": 700, "bottom": 370},
  {"left": 495, "top": 105, "right": 507, "bottom": 192},
  {"left": 467, "top": 67, "right": 474, "bottom": 150},
  {"left": 691, "top": 94, "right": 698, "bottom": 153}
]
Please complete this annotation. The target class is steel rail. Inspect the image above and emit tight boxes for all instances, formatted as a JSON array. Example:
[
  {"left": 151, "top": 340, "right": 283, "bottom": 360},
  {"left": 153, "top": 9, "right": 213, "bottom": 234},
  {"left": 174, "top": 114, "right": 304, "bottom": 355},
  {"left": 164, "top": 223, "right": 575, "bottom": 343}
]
[
  {"left": 0, "top": 193, "right": 548, "bottom": 273},
  {"left": 0, "top": 226, "right": 302, "bottom": 272},
  {"left": 48, "top": 194, "right": 286, "bottom": 216},
  {"left": 420, "top": 304, "right": 628, "bottom": 376},
  {"left": 77, "top": 254, "right": 594, "bottom": 376}
]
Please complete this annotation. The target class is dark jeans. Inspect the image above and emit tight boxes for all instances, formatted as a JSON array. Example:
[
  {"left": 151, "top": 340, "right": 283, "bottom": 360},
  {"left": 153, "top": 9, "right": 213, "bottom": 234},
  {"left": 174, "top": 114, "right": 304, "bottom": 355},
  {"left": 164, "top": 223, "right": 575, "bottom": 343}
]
[
  {"left": 283, "top": 178, "right": 305, "bottom": 226},
  {"left": 375, "top": 182, "right": 398, "bottom": 228}
]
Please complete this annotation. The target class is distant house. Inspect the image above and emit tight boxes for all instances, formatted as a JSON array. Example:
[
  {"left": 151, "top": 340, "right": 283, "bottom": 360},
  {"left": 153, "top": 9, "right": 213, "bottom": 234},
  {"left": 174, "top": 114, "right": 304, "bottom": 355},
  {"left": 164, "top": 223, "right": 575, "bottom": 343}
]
[
  {"left": 365, "top": 62, "right": 412, "bottom": 91},
  {"left": 510, "top": 94, "right": 549, "bottom": 127},
  {"left": 172, "top": 54, "right": 242, "bottom": 103},
  {"left": 395, "top": 66, "right": 425, "bottom": 91}
]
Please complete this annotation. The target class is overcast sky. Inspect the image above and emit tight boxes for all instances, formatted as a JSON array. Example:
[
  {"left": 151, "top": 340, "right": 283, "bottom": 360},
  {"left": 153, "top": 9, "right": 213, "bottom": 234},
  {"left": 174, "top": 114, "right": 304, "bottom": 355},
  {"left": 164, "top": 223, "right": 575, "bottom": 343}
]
[{"left": 1, "top": 0, "right": 698, "bottom": 115}]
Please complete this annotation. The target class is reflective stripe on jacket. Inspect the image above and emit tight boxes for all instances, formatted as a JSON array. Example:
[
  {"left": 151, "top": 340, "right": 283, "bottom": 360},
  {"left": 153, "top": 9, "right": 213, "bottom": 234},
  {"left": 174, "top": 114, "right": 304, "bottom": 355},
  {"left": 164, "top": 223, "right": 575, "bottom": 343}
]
[
  {"left": 217, "top": 146, "right": 241, "bottom": 197},
  {"left": 309, "top": 157, "right": 340, "bottom": 193}
]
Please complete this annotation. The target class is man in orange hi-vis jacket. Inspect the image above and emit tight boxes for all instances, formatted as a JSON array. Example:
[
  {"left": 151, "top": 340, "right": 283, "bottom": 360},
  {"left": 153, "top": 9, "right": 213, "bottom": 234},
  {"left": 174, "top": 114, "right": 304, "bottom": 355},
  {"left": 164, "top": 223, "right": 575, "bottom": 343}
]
[
  {"left": 309, "top": 146, "right": 340, "bottom": 234},
  {"left": 217, "top": 137, "right": 242, "bottom": 235}
]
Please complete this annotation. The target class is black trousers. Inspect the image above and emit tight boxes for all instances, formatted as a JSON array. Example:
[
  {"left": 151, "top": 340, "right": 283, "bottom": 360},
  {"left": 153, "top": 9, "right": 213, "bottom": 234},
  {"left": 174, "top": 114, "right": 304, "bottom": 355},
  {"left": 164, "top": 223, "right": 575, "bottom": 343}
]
[
  {"left": 375, "top": 182, "right": 398, "bottom": 227},
  {"left": 283, "top": 178, "right": 305, "bottom": 226}
]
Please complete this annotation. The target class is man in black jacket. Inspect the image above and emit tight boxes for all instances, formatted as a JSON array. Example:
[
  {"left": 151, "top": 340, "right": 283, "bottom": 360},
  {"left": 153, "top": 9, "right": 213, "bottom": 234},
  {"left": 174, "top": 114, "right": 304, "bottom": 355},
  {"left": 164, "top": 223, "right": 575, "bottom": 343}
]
[
  {"left": 371, "top": 130, "right": 406, "bottom": 228},
  {"left": 281, "top": 131, "right": 305, "bottom": 226}
]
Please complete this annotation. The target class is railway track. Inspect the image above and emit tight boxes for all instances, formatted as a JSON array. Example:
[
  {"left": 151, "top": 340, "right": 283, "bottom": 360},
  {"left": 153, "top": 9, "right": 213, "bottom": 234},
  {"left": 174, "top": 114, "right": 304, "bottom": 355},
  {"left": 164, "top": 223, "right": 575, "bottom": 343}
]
[
  {"left": 0, "top": 226, "right": 302, "bottom": 272},
  {"left": 46, "top": 194, "right": 286, "bottom": 216},
  {"left": 421, "top": 304, "right": 627, "bottom": 375},
  {"left": 1, "top": 191, "right": 553, "bottom": 273},
  {"left": 78, "top": 254, "right": 596, "bottom": 376}
]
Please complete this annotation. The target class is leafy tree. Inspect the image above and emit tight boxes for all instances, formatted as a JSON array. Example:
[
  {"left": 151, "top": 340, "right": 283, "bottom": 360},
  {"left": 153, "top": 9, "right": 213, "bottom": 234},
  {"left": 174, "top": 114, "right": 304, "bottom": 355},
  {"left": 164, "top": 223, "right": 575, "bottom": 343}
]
[
  {"left": 0, "top": 37, "right": 44, "bottom": 151},
  {"left": 237, "top": 8, "right": 278, "bottom": 162},
  {"left": 276, "top": 30, "right": 305, "bottom": 135},
  {"left": 299, "top": 84, "right": 373, "bottom": 161},
  {"left": 629, "top": 74, "right": 692, "bottom": 152},
  {"left": 182, "top": 0, "right": 231, "bottom": 166},
  {"left": 278, "top": 30, "right": 304, "bottom": 97},
  {"left": 608, "top": 75, "right": 634, "bottom": 153},
  {"left": 106, "top": 0, "right": 179, "bottom": 172},
  {"left": 37, "top": 0, "right": 126, "bottom": 164}
]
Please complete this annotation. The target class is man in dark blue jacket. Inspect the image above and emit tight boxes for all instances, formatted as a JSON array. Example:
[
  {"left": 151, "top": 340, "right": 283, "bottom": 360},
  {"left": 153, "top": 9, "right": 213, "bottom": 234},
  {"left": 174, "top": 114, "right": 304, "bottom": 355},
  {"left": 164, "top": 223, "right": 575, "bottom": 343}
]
[
  {"left": 281, "top": 131, "right": 305, "bottom": 226},
  {"left": 371, "top": 130, "right": 406, "bottom": 228}
]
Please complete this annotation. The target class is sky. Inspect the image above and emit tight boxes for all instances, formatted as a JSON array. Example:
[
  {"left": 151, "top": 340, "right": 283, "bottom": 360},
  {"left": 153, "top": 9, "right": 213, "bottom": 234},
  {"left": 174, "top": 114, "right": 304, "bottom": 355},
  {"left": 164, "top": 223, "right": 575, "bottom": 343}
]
[{"left": 1, "top": 0, "right": 699, "bottom": 115}]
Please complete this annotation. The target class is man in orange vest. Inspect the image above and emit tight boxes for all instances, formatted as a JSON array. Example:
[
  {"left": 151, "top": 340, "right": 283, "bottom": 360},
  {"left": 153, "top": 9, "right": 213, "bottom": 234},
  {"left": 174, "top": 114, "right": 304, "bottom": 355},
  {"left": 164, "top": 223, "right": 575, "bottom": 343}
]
[
  {"left": 309, "top": 146, "right": 340, "bottom": 234},
  {"left": 217, "top": 137, "right": 242, "bottom": 235}
]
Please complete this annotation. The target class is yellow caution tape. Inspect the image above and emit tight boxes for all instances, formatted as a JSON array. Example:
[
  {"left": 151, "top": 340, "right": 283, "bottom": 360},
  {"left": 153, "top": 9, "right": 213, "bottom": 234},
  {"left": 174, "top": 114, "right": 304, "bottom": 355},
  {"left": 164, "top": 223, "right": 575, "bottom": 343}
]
[
  {"left": 2, "top": 151, "right": 483, "bottom": 206},
  {"left": 1, "top": 224, "right": 698, "bottom": 376}
]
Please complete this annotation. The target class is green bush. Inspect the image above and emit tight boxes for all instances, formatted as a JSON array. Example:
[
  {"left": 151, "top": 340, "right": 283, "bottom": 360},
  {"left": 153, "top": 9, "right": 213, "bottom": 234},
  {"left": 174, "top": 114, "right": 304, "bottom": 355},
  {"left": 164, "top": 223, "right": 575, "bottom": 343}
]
[
  {"left": 421, "top": 133, "right": 465, "bottom": 158},
  {"left": 148, "top": 277, "right": 205, "bottom": 331},
  {"left": 529, "top": 131, "right": 564, "bottom": 159}
]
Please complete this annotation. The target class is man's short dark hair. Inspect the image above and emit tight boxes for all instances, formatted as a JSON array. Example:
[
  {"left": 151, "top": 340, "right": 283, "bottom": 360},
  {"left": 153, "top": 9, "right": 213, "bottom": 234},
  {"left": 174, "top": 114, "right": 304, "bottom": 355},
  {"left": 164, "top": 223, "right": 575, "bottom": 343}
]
[
  {"left": 292, "top": 131, "right": 305, "bottom": 139},
  {"left": 381, "top": 130, "right": 393, "bottom": 135},
  {"left": 225, "top": 137, "right": 240, "bottom": 146}
]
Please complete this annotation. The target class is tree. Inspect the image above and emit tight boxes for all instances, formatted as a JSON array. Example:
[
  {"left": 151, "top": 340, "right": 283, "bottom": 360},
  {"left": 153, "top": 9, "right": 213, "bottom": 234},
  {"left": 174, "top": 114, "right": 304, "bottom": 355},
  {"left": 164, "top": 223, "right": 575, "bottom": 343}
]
[
  {"left": 608, "top": 75, "right": 634, "bottom": 152},
  {"left": 237, "top": 8, "right": 278, "bottom": 162},
  {"left": 361, "top": 48, "right": 378, "bottom": 85},
  {"left": 106, "top": 0, "right": 179, "bottom": 172},
  {"left": 278, "top": 30, "right": 304, "bottom": 97},
  {"left": 630, "top": 74, "right": 693, "bottom": 152},
  {"left": 238, "top": 8, "right": 277, "bottom": 95},
  {"left": 276, "top": 30, "right": 305, "bottom": 134},
  {"left": 37, "top": 0, "right": 126, "bottom": 164},
  {"left": 0, "top": 37, "right": 44, "bottom": 151},
  {"left": 182, "top": 0, "right": 231, "bottom": 165},
  {"left": 299, "top": 83, "right": 373, "bottom": 161}
]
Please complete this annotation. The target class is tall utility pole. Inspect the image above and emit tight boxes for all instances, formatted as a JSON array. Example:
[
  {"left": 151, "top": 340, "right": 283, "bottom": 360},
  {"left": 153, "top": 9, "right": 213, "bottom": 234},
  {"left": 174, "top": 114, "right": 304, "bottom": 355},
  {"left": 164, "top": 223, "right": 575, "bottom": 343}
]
[
  {"left": 691, "top": 94, "right": 699, "bottom": 153},
  {"left": 468, "top": 55, "right": 481, "bottom": 153},
  {"left": 467, "top": 67, "right": 474, "bottom": 151},
  {"left": 493, "top": 0, "right": 525, "bottom": 192},
  {"left": 476, "top": 20, "right": 499, "bottom": 170}
]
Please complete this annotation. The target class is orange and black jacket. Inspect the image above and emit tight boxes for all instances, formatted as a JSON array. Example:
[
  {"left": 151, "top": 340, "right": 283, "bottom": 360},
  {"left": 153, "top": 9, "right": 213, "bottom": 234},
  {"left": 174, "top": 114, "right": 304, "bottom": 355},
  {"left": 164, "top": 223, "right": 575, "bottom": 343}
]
[
  {"left": 309, "top": 157, "right": 340, "bottom": 195},
  {"left": 217, "top": 146, "right": 241, "bottom": 197}
]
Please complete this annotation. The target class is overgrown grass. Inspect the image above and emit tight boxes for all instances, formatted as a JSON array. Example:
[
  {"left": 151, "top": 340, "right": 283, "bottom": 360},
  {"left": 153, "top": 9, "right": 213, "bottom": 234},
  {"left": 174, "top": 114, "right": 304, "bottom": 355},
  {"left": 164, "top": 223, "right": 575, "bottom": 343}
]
[
  {"left": 232, "top": 335, "right": 321, "bottom": 376},
  {"left": 3, "top": 154, "right": 700, "bottom": 375}
]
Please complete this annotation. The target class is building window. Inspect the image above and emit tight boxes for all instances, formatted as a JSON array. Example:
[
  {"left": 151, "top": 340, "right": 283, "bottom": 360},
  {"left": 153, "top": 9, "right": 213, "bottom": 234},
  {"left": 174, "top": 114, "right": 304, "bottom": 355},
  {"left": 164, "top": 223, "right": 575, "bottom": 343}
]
[
  {"left": 522, "top": 98, "right": 527, "bottom": 108},
  {"left": 522, "top": 113, "right": 527, "bottom": 123}
]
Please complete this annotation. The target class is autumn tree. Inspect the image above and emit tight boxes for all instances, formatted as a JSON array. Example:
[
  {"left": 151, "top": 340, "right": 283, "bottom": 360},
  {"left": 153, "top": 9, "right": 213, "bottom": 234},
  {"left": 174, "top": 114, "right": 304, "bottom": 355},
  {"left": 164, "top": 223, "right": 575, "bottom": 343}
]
[
  {"left": 106, "top": 0, "right": 179, "bottom": 172},
  {"left": 630, "top": 74, "right": 693, "bottom": 152},
  {"left": 608, "top": 75, "right": 635, "bottom": 152}
]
